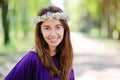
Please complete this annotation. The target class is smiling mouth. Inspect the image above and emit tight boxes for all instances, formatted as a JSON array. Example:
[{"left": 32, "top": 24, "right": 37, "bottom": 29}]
[{"left": 49, "top": 38, "right": 58, "bottom": 43}]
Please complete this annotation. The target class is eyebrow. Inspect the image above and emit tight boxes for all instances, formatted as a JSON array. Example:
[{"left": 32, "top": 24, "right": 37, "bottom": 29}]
[
  {"left": 56, "top": 24, "right": 63, "bottom": 26},
  {"left": 41, "top": 25, "right": 50, "bottom": 27},
  {"left": 42, "top": 23, "right": 63, "bottom": 27}
]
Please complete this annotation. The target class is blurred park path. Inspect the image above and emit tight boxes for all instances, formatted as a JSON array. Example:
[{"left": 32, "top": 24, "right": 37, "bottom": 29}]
[
  {"left": 71, "top": 32, "right": 120, "bottom": 80},
  {"left": 0, "top": 32, "right": 120, "bottom": 80}
]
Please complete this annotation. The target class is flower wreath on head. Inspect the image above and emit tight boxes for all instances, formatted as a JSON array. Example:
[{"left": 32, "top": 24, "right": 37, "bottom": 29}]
[{"left": 31, "top": 12, "right": 70, "bottom": 24}]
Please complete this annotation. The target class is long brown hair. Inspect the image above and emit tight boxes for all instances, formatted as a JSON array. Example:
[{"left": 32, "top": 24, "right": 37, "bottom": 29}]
[{"left": 34, "top": 6, "right": 73, "bottom": 80}]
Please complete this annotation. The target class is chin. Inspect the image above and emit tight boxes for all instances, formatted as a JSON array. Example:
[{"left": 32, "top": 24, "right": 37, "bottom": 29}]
[{"left": 50, "top": 43, "right": 60, "bottom": 47}]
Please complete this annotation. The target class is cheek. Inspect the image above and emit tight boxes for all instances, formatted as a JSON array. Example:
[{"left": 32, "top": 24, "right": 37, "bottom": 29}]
[
  {"left": 42, "top": 32, "right": 48, "bottom": 38},
  {"left": 61, "top": 31, "right": 64, "bottom": 36},
  {"left": 58, "top": 30, "right": 64, "bottom": 40},
  {"left": 60, "top": 29, "right": 64, "bottom": 36},
  {"left": 41, "top": 29, "right": 48, "bottom": 37}
]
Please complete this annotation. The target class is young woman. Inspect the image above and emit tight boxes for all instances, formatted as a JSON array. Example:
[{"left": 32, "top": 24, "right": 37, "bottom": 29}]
[{"left": 5, "top": 6, "right": 75, "bottom": 80}]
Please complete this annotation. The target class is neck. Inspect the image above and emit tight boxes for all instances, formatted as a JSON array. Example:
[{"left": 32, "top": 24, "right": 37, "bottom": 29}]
[{"left": 49, "top": 46, "right": 56, "bottom": 56}]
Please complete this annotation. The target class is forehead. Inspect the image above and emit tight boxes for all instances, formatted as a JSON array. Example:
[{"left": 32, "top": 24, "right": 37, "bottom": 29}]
[{"left": 41, "top": 19, "right": 62, "bottom": 26}]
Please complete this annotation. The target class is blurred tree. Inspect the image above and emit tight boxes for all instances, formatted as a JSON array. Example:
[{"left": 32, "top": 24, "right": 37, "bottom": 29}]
[
  {"left": 102, "top": 0, "right": 120, "bottom": 39},
  {"left": 115, "top": 0, "right": 120, "bottom": 40},
  {"left": 66, "top": 0, "right": 120, "bottom": 40},
  {"left": 0, "top": 0, "right": 10, "bottom": 45},
  {"left": 102, "top": 0, "right": 114, "bottom": 38},
  {"left": 10, "top": 0, "right": 50, "bottom": 39},
  {"left": 0, "top": 0, "right": 50, "bottom": 41}
]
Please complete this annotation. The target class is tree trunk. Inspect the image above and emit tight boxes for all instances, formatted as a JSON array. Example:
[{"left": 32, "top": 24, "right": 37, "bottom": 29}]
[
  {"left": 118, "top": 32, "right": 120, "bottom": 40},
  {"left": 1, "top": 0, "right": 10, "bottom": 45},
  {"left": 107, "top": 18, "right": 112, "bottom": 38}
]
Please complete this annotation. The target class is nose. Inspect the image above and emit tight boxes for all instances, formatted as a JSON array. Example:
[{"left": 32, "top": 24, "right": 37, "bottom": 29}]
[{"left": 50, "top": 30, "right": 57, "bottom": 37}]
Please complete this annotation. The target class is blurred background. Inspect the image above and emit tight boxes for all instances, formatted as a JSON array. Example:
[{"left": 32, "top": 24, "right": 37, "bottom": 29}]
[{"left": 0, "top": 0, "right": 120, "bottom": 80}]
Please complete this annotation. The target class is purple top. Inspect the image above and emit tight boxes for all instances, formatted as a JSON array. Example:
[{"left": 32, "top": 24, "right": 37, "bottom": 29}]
[{"left": 5, "top": 51, "right": 75, "bottom": 80}]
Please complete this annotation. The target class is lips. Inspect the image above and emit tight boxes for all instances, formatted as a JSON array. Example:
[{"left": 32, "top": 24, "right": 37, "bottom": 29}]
[{"left": 49, "top": 38, "right": 58, "bottom": 43}]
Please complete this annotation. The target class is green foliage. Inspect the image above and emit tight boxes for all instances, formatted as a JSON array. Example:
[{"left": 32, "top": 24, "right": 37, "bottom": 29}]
[
  {"left": 66, "top": 0, "right": 120, "bottom": 40},
  {"left": 65, "top": 0, "right": 82, "bottom": 32},
  {"left": 0, "top": 0, "right": 51, "bottom": 45},
  {"left": 89, "top": 28, "right": 99, "bottom": 38},
  {"left": 65, "top": 0, "right": 103, "bottom": 32}
]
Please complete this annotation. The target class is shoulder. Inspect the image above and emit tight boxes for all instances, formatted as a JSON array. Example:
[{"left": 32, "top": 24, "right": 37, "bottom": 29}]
[
  {"left": 12, "top": 51, "right": 40, "bottom": 71},
  {"left": 19, "top": 51, "right": 39, "bottom": 65},
  {"left": 21, "top": 51, "right": 38, "bottom": 64},
  {"left": 4, "top": 51, "right": 40, "bottom": 80},
  {"left": 23, "top": 48, "right": 38, "bottom": 60},
  {"left": 69, "top": 68, "right": 75, "bottom": 80},
  {"left": 24, "top": 51, "right": 37, "bottom": 58},
  {"left": 70, "top": 68, "right": 74, "bottom": 75}
]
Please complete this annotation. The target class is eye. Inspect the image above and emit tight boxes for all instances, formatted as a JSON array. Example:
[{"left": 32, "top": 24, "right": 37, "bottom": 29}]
[
  {"left": 44, "top": 27, "right": 50, "bottom": 30},
  {"left": 56, "top": 24, "right": 63, "bottom": 29},
  {"left": 42, "top": 25, "right": 51, "bottom": 30},
  {"left": 56, "top": 26, "right": 61, "bottom": 29}
]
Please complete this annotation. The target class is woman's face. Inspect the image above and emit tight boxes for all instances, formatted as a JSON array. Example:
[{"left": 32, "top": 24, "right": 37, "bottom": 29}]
[{"left": 41, "top": 19, "right": 64, "bottom": 49}]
